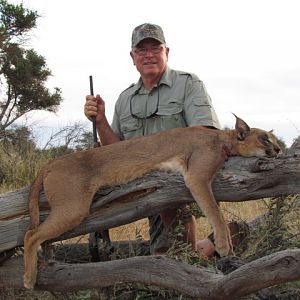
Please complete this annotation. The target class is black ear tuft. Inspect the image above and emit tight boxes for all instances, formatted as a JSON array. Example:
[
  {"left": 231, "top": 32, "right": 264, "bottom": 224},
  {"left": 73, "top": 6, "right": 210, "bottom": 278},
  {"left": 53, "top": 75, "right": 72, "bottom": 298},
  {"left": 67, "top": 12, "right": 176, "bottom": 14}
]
[{"left": 232, "top": 113, "right": 250, "bottom": 141}]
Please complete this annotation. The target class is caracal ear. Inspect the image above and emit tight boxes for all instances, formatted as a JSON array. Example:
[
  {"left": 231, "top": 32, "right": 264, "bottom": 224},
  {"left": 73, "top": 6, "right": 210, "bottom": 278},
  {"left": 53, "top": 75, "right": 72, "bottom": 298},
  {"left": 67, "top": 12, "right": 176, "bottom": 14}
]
[{"left": 232, "top": 113, "right": 251, "bottom": 141}]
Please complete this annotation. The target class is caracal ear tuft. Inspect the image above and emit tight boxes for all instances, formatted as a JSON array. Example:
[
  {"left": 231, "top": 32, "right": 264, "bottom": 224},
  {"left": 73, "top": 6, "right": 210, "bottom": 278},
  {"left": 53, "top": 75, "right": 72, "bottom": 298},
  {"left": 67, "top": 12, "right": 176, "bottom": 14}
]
[{"left": 232, "top": 113, "right": 251, "bottom": 141}]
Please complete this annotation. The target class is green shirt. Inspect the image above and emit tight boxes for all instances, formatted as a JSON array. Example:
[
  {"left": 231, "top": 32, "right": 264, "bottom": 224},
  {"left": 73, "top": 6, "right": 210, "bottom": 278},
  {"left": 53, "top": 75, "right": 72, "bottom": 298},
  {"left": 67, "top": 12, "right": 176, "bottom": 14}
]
[{"left": 111, "top": 67, "right": 220, "bottom": 140}]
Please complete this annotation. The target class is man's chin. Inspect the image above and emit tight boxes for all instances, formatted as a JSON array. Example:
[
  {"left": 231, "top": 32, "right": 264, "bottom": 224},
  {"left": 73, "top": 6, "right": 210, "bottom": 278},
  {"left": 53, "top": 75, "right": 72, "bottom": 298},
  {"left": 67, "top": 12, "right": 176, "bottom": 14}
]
[{"left": 142, "top": 68, "right": 160, "bottom": 77}]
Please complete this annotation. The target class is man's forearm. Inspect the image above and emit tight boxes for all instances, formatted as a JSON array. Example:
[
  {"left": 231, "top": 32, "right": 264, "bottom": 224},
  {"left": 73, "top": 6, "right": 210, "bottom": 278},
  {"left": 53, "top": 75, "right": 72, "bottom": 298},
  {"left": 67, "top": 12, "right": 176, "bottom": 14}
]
[{"left": 96, "top": 117, "right": 121, "bottom": 145}]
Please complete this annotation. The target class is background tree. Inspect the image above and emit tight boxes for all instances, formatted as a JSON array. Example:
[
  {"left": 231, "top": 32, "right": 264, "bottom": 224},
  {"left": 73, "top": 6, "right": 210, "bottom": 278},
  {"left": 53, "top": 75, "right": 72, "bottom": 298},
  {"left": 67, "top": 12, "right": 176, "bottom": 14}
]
[
  {"left": 0, "top": 0, "right": 62, "bottom": 134},
  {"left": 41, "top": 122, "right": 92, "bottom": 151}
]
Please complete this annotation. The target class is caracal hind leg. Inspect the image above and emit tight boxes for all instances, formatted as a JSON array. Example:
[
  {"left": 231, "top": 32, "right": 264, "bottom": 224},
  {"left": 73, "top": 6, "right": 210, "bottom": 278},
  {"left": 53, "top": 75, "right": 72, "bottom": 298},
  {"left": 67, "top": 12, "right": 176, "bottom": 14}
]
[
  {"left": 184, "top": 153, "right": 233, "bottom": 257},
  {"left": 24, "top": 201, "right": 90, "bottom": 289}
]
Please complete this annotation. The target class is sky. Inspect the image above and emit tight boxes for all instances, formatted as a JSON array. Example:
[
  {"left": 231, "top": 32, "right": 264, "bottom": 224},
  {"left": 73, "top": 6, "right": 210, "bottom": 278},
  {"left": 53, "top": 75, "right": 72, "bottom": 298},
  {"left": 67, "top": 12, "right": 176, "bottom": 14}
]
[{"left": 10, "top": 0, "right": 300, "bottom": 147}]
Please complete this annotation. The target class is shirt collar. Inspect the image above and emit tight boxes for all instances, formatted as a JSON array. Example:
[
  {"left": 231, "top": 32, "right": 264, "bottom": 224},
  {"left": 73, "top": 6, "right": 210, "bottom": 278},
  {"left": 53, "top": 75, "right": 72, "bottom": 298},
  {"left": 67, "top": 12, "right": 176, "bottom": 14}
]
[
  {"left": 131, "top": 67, "right": 173, "bottom": 95},
  {"left": 158, "top": 67, "right": 172, "bottom": 87}
]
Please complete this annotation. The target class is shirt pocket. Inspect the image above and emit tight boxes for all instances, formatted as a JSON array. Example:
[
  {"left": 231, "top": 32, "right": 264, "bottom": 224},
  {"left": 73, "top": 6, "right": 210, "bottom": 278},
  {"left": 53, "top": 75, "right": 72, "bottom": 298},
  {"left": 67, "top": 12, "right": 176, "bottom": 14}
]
[
  {"left": 157, "top": 99, "right": 183, "bottom": 115},
  {"left": 120, "top": 115, "right": 142, "bottom": 139},
  {"left": 155, "top": 99, "right": 187, "bottom": 129}
]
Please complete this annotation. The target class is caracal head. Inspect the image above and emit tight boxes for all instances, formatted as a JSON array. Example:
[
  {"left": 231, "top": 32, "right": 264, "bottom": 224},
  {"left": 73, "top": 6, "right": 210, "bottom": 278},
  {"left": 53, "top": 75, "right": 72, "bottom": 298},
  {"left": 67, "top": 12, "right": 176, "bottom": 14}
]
[{"left": 233, "top": 114, "right": 281, "bottom": 158}]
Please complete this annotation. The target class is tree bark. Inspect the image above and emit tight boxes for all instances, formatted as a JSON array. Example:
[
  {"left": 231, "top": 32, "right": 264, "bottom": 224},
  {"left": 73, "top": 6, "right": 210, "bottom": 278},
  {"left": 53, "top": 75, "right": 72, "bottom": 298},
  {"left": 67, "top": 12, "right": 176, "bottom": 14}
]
[
  {"left": 0, "top": 154, "right": 300, "bottom": 252},
  {"left": 0, "top": 249, "right": 300, "bottom": 300}
]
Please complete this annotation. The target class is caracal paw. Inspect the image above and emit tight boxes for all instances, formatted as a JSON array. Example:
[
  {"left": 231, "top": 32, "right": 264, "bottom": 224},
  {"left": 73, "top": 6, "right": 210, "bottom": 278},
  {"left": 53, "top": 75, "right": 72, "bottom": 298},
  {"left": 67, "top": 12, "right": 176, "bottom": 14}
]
[
  {"left": 23, "top": 274, "right": 35, "bottom": 289},
  {"left": 214, "top": 237, "right": 233, "bottom": 257}
]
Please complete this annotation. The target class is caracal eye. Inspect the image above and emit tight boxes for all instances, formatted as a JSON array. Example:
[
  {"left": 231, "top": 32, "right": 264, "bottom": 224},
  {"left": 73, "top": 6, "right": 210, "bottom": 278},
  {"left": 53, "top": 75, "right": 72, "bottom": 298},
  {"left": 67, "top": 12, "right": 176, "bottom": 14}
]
[{"left": 259, "top": 134, "right": 272, "bottom": 146}]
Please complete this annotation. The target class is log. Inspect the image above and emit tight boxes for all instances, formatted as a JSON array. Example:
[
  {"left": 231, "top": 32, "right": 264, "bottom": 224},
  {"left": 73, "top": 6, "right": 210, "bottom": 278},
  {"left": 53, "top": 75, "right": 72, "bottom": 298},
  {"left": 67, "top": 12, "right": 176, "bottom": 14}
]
[
  {"left": 0, "top": 249, "right": 300, "bottom": 299},
  {"left": 0, "top": 153, "right": 300, "bottom": 252}
]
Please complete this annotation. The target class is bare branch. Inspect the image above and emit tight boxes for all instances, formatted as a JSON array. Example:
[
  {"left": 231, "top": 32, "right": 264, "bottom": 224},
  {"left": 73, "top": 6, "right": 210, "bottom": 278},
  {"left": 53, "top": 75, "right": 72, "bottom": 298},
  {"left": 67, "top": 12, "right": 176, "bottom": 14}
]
[{"left": 1, "top": 250, "right": 300, "bottom": 299}]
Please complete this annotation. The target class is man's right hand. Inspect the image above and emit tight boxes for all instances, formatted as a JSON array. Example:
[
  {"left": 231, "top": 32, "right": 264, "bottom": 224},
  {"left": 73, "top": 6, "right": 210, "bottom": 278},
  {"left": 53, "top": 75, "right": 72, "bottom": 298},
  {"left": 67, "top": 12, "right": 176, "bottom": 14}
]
[
  {"left": 84, "top": 94, "right": 121, "bottom": 145},
  {"left": 84, "top": 94, "right": 106, "bottom": 123}
]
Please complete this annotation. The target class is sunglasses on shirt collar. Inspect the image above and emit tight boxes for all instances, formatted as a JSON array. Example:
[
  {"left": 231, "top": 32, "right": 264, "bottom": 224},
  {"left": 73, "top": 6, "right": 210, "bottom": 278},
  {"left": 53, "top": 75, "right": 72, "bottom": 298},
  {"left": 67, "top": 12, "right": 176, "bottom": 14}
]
[{"left": 130, "top": 86, "right": 160, "bottom": 120}]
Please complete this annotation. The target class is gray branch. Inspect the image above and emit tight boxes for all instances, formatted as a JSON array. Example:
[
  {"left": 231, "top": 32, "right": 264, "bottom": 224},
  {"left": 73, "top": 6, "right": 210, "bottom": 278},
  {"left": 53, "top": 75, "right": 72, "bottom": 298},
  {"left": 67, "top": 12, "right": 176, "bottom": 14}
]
[{"left": 1, "top": 250, "right": 300, "bottom": 299}]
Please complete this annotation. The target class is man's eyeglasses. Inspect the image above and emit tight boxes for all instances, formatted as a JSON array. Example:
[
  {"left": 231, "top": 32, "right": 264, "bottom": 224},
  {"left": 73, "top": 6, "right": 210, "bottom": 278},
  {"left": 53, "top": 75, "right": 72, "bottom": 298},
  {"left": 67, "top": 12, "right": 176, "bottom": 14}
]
[{"left": 133, "top": 45, "right": 164, "bottom": 57}]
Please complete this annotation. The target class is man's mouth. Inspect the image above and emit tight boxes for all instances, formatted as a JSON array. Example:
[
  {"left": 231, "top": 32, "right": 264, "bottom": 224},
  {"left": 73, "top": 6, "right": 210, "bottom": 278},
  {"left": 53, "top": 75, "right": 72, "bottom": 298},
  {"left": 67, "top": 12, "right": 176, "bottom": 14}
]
[{"left": 143, "top": 61, "right": 157, "bottom": 65}]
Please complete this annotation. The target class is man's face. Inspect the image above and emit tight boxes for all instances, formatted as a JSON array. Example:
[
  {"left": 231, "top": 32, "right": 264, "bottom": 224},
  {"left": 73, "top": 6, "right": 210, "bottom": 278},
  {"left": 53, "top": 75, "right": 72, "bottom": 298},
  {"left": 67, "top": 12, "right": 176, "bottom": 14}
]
[{"left": 130, "top": 38, "right": 169, "bottom": 78}]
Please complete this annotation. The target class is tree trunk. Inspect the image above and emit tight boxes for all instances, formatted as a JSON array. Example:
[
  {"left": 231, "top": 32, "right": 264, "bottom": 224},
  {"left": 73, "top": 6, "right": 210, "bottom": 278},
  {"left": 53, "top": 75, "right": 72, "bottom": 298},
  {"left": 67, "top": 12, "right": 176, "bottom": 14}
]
[{"left": 1, "top": 249, "right": 300, "bottom": 299}]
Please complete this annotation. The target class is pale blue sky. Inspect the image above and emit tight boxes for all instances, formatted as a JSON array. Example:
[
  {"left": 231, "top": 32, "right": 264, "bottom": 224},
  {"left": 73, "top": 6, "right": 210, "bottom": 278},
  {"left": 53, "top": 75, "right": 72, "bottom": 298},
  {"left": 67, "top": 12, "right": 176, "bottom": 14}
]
[{"left": 11, "top": 0, "right": 300, "bottom": 146}]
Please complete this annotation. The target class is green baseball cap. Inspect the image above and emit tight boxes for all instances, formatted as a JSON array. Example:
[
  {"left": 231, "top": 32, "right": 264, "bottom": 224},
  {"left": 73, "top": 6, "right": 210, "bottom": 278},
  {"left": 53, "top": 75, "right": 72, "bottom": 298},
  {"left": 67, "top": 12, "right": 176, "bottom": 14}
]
[{"left": 131, "top": 23, "right": 166, "bottom": 48}]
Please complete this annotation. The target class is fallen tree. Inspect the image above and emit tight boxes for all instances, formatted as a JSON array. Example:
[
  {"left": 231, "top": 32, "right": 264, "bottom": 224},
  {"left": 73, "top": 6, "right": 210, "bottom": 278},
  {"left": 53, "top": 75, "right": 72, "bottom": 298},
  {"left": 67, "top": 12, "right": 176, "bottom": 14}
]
[
  {"left": 0, "top": 141, "right": 300, "bottom": 298},
  {"left": 1, "top": 250, "right": 300, "bottom": 299}
]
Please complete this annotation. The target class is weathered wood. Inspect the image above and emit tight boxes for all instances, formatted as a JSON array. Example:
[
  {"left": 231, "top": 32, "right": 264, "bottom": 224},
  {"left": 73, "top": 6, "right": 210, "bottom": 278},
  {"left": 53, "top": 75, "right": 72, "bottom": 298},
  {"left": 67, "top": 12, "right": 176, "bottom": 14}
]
[
  {"left": 0, "top": 153, "right": 300, "bottom": 252},
  {"left": 0, "top": 249, "right": 300, "bottom": 299}
]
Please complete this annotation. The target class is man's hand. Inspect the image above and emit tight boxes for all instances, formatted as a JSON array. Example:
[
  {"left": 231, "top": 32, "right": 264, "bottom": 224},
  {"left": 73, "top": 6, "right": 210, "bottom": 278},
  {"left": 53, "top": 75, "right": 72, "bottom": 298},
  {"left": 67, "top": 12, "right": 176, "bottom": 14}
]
[
  {"left": 84, "top": 94, "right": 106, "bottom": 123},
  {"left": 84, "top": 94, "right": 121, "bottom": 145},
  {"left": 196, "top": 238, "right": 215, "bottom": 259}
]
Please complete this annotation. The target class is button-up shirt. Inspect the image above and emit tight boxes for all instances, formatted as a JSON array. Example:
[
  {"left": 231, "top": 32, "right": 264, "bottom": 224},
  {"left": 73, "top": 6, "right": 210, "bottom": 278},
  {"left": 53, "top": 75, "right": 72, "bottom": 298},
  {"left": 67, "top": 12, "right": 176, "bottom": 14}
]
[{"left": 111, "top": 67, "right": 221, "bottom": 140}]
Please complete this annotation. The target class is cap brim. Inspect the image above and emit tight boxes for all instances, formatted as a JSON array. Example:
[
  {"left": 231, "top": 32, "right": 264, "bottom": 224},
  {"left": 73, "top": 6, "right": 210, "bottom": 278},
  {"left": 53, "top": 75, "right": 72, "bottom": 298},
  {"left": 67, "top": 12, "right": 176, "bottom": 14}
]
[{"left": 132, "top": 37, "right": 165, "bottom": 48}]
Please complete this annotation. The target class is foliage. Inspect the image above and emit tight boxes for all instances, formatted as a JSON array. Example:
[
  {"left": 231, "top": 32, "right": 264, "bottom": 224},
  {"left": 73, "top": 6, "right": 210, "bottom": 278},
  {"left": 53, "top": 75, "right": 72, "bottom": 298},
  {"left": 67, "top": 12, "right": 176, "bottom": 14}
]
[
  {"left": 0, "top": 0, "right": 36, "bottom": 41},
  {"left": 0, "top": 0, "right": 62, "bottom": 133},
  {"left": 74, "top": 130, "right": 94, "bottom": 150},
  {"left": 242, "top": 195, "right": 300, "bottom": 261},
  {"left": 237, "top": 196, "right": 300, "bottom": 299},
  {"left": 0, "top": 129, "right": 50, "bottom": 191},
  {"left": 0, "top": 122, "right": 94, "bottom": 192}
]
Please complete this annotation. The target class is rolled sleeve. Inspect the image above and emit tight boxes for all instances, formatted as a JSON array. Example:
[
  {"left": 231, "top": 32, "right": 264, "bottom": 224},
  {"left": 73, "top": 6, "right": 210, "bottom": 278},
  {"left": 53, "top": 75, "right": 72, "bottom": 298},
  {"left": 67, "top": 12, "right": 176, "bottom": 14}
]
[
  {"left": 111, "top": 106, "right": 124, "bottom": 140},
  {"left": 183, "top": 76, "right": 221, "bottom": 129}
]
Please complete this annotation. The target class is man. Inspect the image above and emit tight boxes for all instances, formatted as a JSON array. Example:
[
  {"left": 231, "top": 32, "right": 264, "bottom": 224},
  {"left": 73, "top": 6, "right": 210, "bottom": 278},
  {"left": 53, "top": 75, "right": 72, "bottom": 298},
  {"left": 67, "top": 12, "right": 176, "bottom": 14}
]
[{"left": 85, "top": 23, "right": 220, "bottom": 255}]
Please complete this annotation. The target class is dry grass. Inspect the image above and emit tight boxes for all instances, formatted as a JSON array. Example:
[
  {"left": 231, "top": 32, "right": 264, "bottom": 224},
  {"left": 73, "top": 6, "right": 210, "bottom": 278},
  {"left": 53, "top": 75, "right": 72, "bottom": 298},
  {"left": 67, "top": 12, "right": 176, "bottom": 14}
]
[
  {"left": 110, "top": 219, "right": 150, "bottom": 241},
  {"left": 107, "top": 200, "right": 268, "bottom": 242}
]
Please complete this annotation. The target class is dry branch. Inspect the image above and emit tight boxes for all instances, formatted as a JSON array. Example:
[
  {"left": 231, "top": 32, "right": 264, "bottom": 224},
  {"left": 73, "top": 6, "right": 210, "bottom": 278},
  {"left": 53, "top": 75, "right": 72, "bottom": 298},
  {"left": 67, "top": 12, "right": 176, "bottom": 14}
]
[{"left": 0, "top": 249, "right": 300, "bottom": 299}]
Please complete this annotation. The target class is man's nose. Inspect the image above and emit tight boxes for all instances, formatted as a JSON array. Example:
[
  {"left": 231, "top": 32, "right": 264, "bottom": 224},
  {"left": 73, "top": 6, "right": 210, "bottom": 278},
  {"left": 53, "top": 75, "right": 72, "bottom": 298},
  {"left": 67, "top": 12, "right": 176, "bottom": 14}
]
[{"left": 145, "top": 49, "right": 155, "bottom": 57}]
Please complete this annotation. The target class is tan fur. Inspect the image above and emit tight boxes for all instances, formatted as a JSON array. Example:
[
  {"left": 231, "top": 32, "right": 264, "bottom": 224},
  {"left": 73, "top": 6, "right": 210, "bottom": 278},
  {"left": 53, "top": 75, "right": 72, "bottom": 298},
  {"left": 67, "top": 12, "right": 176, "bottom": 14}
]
[{"left": 23, "top": 116, "right": 280, "bottom": 289}]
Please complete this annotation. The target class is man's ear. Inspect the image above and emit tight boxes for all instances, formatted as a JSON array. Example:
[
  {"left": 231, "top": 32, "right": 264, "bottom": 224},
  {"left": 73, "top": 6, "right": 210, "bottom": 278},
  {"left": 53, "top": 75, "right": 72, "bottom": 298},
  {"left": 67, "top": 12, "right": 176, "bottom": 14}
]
[
  {"left": 130, "top": 51, "right": 135, "bottom": 65},
  {"left": 165, "top": 46, "right": 170, "bottom": 60},
  {"left": 233, "top": 113, "right": 250, "bottom": 141}
]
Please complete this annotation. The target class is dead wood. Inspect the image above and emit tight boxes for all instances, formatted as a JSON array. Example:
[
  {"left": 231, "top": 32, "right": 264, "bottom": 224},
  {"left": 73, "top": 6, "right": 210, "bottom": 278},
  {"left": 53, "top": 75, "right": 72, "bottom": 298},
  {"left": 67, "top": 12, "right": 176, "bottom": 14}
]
[{"left": 0, "top": 249, "right": 299, "bottom": 299}]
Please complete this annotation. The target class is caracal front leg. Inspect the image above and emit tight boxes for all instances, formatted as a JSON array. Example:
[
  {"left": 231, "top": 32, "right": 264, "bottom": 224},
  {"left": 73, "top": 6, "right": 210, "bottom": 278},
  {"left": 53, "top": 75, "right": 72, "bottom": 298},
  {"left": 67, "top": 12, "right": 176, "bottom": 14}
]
[{"left": 184, "top": 152, "right": 233, "bottom": 257}]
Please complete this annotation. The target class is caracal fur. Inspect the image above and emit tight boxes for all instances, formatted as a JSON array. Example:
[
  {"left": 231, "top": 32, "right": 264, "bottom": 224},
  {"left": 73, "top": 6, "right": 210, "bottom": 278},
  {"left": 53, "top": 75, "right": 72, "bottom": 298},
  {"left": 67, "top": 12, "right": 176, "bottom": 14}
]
[{"left": 23, "top": 116, "right": 280, "bottom": 289}]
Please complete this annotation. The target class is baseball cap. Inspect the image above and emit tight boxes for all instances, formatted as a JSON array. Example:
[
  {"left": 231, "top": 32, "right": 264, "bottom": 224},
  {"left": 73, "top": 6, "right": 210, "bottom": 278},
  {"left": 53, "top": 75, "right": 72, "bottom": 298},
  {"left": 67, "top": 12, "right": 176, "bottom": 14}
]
[{"left": 131, "top": 23, "right": 166, "bottom": 48}]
